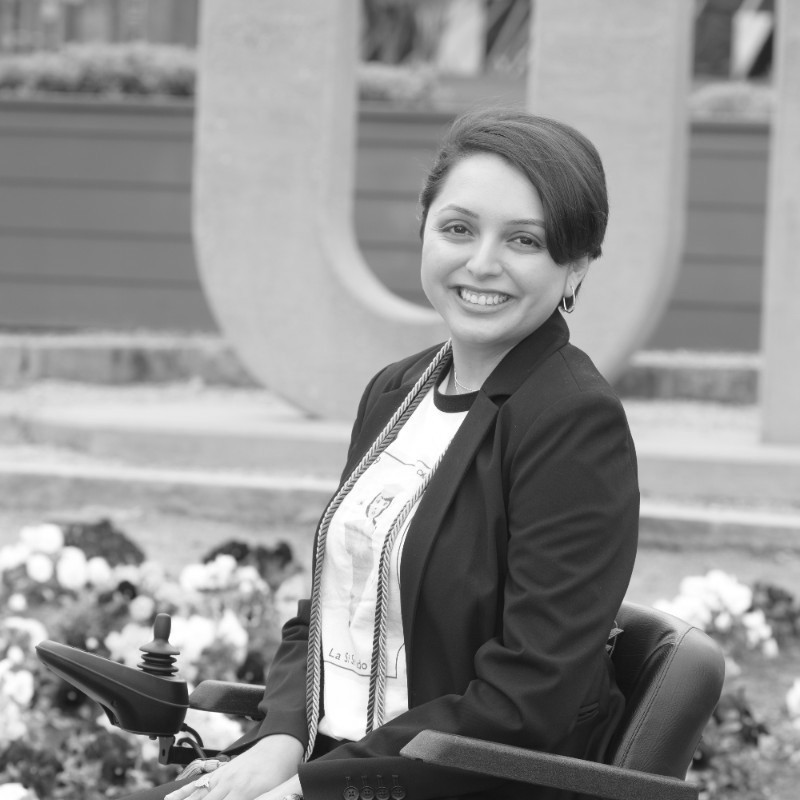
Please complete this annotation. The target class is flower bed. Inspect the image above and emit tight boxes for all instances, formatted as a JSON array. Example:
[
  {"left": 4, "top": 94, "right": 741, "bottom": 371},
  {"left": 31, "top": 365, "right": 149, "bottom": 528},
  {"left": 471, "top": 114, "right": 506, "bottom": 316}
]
[
  {"left": 1, "top": 521, "right": 798, "bottom": 799},
  {"left": 0, "top": 519, "right": 304, "bottom": 799},
  {"left": 656, "top": 570, "right": 800, "bottom": 800},
  {"left": 0, "top": 43, "right": 439, "bottom": 104}
]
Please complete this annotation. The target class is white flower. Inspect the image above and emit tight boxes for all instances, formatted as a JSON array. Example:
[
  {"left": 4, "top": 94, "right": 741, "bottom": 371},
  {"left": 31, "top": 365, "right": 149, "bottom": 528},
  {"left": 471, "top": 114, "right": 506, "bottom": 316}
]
[
  {"left": 761, "top": 638, "right": 779, "bottom": 659},
  {"left": 25, "top": 553, "right": 53, "bottom": 583},
  {"left": 105, "top": 622, "right": 152, "bottom": 667},
  {"left": 180, "top": 555, "right": 239, "bottom": 593},
  {"left": 0, "top": 543, "right": 32, "bottom": 573},
  {"left": 179, "top": 563, "right": 208, "bottom": 594},
  {"left": 654, "top": 595, "right": 713, "bottom": 631},
  {"left": 6, "top": 646, "right": 25, "bottom": 666},
  {"left": 216, "top": 609, "right": 248, "bottom": 659},
  {"left": 205, "top": 554, "right": 238, "bottom": 587},
  {"left": 7, "top": 593, "right": 27, "bottom": 613},
  {"left": 237, "top": 565, "right": 267, "bottom": 596},
  {"left": 140, "top": 736, "right": 161, "bottom": 763},
  {"left": 741, "top": 609, "right": 773, "bottom": 648},
  {"left": 0, "top": 781, "right": 38, "bottom": 800},
  {"left": 129, "top": 594, "right": 156, "bottom": 623},
  {"left": 19, "top": 523, "right": 64, "bottom": 555},
  {"left": 55, "top": 546, "right": 88, "bottom": 591},
  {"left": 0, "top": 699, "right": 28, "bottom": 749},
  {"left": 705, "top": 569, "right": 753, "bottom": 616},
  {"left": 786, "top": 678, "right": 800, "bottom": 720},
  {"left": 170, "top": 614, "right": 217, "bottom": 665},
  {"left": 86, "top": 556, "right": 114, "bottom": 590},
  {"left": 183, "top": 708, "right": 244, "bottom": 749},
  {"left": 2, "top": 668, "right": 34, "bottom": 707},
  {"left": 713, "top": 611, "right": 732, "bottom": 633}
]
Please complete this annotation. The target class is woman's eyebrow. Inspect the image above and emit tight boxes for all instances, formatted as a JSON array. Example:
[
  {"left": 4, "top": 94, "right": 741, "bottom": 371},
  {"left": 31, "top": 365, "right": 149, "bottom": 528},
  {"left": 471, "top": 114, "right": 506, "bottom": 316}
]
[
  {"left": 507, "top": 217, "right": 546, "bottom": 229},
  {"left": 436, "top": 204, "right": 546, "bottom": 230},
  {"left": 436, "top": 204, "right": 478, "bottom": 218}
]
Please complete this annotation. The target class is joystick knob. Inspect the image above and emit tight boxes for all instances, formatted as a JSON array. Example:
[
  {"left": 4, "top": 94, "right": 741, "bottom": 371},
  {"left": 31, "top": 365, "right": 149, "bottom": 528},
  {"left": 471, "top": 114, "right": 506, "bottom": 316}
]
[{"left": 138, "top": 613, "right": 181, "bottom": 677}]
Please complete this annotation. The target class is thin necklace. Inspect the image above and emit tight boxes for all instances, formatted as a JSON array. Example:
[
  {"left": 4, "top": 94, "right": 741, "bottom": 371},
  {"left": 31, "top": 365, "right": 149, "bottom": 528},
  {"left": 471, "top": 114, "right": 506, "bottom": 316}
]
[{"left": 453, "top": 367, "right": 479, "bottom": 394}]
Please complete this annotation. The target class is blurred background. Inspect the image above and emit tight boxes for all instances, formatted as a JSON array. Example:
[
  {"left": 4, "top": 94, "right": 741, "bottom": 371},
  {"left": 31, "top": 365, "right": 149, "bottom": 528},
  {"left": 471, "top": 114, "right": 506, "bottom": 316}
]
[
  {"left": 0, "top": 0, "right": 777, "bottom": 353},
  {"left": 0, "top": 5, "right": 798, "bottom": 800}
]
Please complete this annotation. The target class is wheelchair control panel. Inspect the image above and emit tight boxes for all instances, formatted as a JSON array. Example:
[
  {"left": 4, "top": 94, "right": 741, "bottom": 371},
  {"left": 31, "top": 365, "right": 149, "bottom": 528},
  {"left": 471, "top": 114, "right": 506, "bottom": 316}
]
[{"left": 36, "top": 613, "right": 217, "bottom": 765}]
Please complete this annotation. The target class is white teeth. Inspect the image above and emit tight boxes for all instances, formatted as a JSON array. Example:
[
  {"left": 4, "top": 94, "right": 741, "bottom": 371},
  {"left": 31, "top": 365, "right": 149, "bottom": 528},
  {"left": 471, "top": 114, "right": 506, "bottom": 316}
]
[{"left": 458, "top": 288, "right": 509, "bottom": 306}]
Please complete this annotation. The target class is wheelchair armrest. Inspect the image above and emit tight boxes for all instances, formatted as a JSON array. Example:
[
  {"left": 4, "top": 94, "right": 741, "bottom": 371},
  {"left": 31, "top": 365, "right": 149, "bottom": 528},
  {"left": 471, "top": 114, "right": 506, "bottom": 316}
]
[
  {"left": 400, "top": 730, "right": 698, "bottom": 800},
  {"left": 189, "top": 680, "right": 266, "bottom": 720}
]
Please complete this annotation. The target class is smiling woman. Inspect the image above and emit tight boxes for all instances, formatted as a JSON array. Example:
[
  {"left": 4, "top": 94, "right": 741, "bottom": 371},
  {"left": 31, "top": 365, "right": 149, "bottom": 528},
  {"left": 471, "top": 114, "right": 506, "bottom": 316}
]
[
  {"left": 122, "top": 108, "right": 639, "bottom": 800},
  {"left": 420, "top": 151, "right": 590, "bottom": 386},
  {"left": 417, "top": 109, "right": 609, "bottom": 392}
]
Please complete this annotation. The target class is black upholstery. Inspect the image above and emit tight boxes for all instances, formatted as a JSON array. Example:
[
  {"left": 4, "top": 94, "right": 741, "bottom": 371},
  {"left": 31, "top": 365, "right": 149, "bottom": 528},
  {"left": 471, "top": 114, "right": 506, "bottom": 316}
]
[
  {"left": 400, "top": 601, "right": 726, "bottom": 800},
  {"left": 606, "top": 602, "right": 725, "bottom": 777}
]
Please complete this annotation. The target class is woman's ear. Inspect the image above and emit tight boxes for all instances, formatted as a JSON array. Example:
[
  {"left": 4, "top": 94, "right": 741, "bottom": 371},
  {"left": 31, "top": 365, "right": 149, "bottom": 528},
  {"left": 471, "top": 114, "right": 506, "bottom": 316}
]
[{"left": 568, "top": 256, "right": 591, "bottom": 293}]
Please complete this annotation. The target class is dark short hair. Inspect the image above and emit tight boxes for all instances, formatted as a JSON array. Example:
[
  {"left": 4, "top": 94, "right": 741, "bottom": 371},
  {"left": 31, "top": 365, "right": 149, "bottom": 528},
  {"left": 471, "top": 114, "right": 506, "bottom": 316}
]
[{"left": 419, "top": 108, "right": 609, "bottom": 264}]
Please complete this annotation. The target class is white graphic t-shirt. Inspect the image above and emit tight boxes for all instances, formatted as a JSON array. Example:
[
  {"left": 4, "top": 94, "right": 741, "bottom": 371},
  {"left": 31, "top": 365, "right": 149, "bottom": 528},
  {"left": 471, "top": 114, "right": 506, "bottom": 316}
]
[{"left": 318, "top": 380, "right": 471, "bottom": 741}]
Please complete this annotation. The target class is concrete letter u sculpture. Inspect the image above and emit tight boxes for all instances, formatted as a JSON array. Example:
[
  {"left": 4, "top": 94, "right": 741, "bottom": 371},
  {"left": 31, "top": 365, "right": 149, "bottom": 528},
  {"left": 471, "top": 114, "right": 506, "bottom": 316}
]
[{"left": 193, "top": 0, "right": 692, "bottom": 419}]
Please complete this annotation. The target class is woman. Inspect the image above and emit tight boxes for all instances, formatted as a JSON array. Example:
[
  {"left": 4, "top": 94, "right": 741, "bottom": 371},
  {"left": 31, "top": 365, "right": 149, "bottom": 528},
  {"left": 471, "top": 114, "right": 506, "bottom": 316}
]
[{"left": 138, "top": 108, "right": 639, "bottom": 800}]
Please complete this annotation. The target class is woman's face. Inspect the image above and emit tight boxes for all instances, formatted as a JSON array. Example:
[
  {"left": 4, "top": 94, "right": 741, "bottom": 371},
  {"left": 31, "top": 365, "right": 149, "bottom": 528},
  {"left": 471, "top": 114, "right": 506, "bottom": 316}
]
[{"left": 421, "top": 152, "right": 588, "bottom": 360}]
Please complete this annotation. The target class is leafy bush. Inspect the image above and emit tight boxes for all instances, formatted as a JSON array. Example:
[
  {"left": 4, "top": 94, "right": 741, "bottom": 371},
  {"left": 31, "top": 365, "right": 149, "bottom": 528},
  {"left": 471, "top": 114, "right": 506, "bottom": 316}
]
[
  {"left": 0, "top": 44, "right": 196, "bottom": 99},
  {"left": 657, "top": 570, "right": 800, "bottom": 800},
  {"left": 0, "top": 44, "right": 438, "bottom": 104}
]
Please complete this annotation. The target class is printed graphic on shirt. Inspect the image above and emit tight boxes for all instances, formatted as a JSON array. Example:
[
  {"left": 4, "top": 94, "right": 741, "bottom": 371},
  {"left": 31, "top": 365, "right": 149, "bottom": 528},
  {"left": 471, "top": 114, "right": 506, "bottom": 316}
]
[{"left": 324, "top": 447, "right": 431, "bottom": 679}]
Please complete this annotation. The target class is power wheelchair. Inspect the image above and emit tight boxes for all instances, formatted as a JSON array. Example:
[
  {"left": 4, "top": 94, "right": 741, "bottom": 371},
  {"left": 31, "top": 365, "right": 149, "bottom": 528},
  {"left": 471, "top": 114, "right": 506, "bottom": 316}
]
[{"left": 37, "top": 601, "right": 725, "bottom": 800}]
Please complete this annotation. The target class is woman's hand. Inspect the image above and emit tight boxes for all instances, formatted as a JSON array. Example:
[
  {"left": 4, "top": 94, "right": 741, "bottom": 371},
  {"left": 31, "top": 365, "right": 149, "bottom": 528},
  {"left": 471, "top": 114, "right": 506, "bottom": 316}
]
[
  {"left": 253, "top": 774, "right": 303, "bottom": 800},
  {"left": 165, "top": 734, "right": 304, "bottom": 800}
]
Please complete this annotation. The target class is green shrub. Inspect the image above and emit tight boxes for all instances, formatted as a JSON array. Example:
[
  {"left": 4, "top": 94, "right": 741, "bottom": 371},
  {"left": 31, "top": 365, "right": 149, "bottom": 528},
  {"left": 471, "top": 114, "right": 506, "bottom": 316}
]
[
  {"left": 0, "top": 43, "right": 196, "bottom": 98},
  {"left": 0, "top": 43, "right": 438, "bottom": 104}
]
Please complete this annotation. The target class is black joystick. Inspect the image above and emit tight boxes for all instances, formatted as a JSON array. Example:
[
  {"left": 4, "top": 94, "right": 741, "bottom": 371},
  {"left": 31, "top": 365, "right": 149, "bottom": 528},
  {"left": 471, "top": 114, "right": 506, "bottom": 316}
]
[{"left": 138, "top": 613, "right": 181, "bottom": 677}]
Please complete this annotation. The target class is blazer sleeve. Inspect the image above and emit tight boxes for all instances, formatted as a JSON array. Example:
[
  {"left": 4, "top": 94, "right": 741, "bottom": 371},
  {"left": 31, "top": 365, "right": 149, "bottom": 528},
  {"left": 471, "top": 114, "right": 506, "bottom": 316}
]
[{"left": 297, "top": 389, "right": 639, "bottom": 800}]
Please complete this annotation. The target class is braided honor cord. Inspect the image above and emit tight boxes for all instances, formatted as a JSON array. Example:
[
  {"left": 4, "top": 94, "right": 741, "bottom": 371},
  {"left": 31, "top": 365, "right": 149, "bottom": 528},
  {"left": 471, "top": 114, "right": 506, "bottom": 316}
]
[
  {"left": 303, "top": 341, "right": 452, "bottom": 761},
  {"left": 365, "top": 449, "right": 446, "bottom": 732}
]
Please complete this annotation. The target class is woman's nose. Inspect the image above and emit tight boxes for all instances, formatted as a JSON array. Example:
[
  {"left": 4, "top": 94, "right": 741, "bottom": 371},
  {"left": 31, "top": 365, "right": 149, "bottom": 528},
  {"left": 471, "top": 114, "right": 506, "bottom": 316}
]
[{"left": 465, "top": 241, "right": 503, "bottom": 277}]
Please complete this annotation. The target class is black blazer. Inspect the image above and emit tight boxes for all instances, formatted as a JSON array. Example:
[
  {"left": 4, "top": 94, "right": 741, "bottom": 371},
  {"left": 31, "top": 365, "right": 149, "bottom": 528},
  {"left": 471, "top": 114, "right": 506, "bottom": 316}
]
[{"left": 253, "top": 311, "right": 639, "bottom": 800}]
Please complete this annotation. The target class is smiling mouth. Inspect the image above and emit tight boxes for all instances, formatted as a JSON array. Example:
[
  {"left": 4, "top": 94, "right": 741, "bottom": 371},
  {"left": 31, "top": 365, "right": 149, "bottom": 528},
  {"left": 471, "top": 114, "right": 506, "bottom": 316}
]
[{"left": 458, "top": 288, "right": 510, "bottom": 307}]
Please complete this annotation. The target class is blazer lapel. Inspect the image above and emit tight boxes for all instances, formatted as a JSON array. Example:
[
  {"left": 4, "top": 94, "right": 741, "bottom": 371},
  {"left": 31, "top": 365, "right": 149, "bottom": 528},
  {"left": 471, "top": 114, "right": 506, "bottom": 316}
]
[
  {"left": 399, "top": 391, "right": 499, "bottom": 644},
  {"left": 397, "top": 312, "right": 570, "bottom": 650}
]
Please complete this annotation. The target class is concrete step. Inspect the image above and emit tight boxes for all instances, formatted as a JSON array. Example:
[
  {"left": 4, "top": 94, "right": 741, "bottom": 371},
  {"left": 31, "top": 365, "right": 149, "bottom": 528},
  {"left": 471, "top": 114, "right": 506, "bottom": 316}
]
[
  {"left": 0, "top": 331, "right": 760, "bottom": 403},
  {"left": 0, "top": 444, "right": 798, "bottom": 551},
  {"left": 0, "top": 382, "right": 350, "bottom": 476},
  {"left": 1, "top": 383, "right": 798, "bottom": 505},
  {"left": 0, "top": 382, "right": 798, "bottom": 548}
]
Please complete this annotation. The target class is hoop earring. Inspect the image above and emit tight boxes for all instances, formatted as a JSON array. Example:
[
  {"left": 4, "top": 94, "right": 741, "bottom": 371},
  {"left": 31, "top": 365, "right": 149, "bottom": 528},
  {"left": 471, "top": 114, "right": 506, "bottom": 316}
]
[{"left": 561, "top": 280, "right": 577, "bottom": 314}]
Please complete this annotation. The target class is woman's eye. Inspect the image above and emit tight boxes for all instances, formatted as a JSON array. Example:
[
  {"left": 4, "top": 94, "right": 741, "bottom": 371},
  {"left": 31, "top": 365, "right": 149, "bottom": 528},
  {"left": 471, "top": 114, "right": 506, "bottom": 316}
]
[
  {"left": 446, "top": 224, "right": 470, "bottom": 235},
  {"left": 512, "top": 234, "right": 543, "bottom": 249}
]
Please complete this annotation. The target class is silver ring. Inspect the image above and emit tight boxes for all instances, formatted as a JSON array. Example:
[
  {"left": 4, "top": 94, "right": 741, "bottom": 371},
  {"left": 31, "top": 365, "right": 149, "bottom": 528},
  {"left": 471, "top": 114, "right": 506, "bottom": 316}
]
[{"left": 194, "top": 775, "right": 212, "bottom": 790}]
